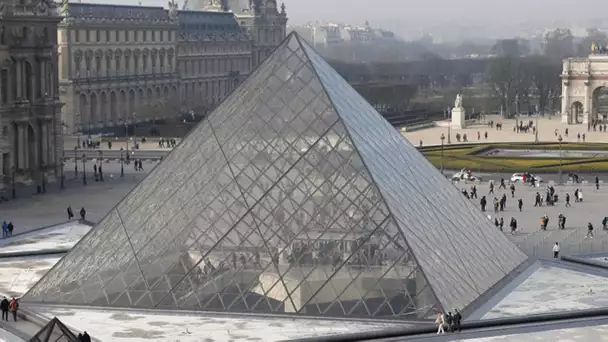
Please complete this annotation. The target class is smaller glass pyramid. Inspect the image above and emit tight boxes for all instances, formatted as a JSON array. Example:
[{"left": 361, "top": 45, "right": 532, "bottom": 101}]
[
  {"left": 23, "top": 32, "right": 527, "bottom": 320},
  {"left": 30, "top": 317, "right": 79, "bottom": 342}
]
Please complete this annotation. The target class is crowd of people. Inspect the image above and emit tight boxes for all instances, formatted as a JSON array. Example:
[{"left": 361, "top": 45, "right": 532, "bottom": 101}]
[
  {"left": 460, "top": 174, "right": 605, "bottom": 241},
  {"left": 435, "top": 310, "right": 462, "bottom": 334}
]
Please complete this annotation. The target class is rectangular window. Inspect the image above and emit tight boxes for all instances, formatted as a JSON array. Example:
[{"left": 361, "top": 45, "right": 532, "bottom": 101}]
[
  {"left": 160, "top": 30, "right": 164, "bottom": 42},
  {"left": 124, "top": 30, "right": 128, "bottom": 42},
  {"left": 134, "top": 30, "right": 138, "bottom": 42},
  {"left": 115, "top": 30, "right": 119, "bottom": 42},
  {"left": 143, "top": 31, "right": 147, "bottom": 42},
  {"left": 152, "top": 31, "right": 156, "bottom": 42},
  {"left": 74, "top": 30, "right": 79, "bottom": 43},
  {"left": 105, "top": 30, "right": 110, "bottom": 42},
  {"left": 96, "top": 30, "right": 100, "bottom": 42},
  {"left": 85, "top": 30, "right": 90, "bottom": 42}
]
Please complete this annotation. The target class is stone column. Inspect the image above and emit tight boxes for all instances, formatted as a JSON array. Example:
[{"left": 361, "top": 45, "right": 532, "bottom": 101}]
[
  {"left": 584, "top": 82, "right": 591, "bottom": 124},
  {"left": 40, "top": 60, "right": 46, "bottom": 97},
  {"left": 41, "top": 121, "right": 48, "bottom": 165},
  {"left": 15, "top": 60, "right": 22, "bottom": 99},
  {"left": 23, "top": 124, "right": 30, "bottom": 171},
  {"left": 561, "top": 81, "right": 569, "bottom": 124},
  {"left": 18, "top": 124, "right": 26, "bottom": 170}
]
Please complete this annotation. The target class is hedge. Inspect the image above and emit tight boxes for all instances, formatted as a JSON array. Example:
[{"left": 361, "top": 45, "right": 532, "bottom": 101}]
[{"left": 420, "top": 142, "right": 608, "bottom": 173}]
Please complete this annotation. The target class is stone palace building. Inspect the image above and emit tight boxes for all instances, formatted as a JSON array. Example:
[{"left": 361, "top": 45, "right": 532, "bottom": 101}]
[
  {"left": 59, "top": 0, "right": 287, "bottom": 134},
  {"left": 0, "top": 1, "right": 63, "bottom": 190}
]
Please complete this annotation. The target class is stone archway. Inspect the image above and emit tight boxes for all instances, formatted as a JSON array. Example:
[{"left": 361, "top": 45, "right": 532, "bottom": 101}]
[
  {"left": 100, "top": 92, "right": 107, "bottom": 127},
  {"left": 110, "top": 91, "right": 117, "bottom": 125},
  {"left": 128, "top": 89, "right": 135, "bottom": 118},
  {"left": 79, "top": 93, "right": 88, "bottom": 132},
  {"left": 571, "top": 102, "right": 584, "bottom": 124},
  {"left": 89, "top": 92, "right": 98, "bottom": 130},
  {"left": 592, "top": 86, "right": 608, "bottom": 122},
  {"left": 119, "top": 90, "right": 127, "bottom": 122}
]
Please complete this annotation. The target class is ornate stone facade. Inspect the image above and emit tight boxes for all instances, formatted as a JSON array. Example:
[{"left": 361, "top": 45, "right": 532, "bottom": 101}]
[
  {"left": 58, "top": 1, "right": 287, "bottom": 133},
  {"left": 0, "top": 0, "right": 63, "bottom": 189},
  {"left": 186, "top": 0, "right": 288, "bottom": 71},
  {"left": 561, "top": 54, "right": 608, "bottom": 124},
  {"left": 178, "top": 10, "right": 252, "bottom": 113},
  {"left": 58, "top": 3, "right": 179, "bottom": 133}
]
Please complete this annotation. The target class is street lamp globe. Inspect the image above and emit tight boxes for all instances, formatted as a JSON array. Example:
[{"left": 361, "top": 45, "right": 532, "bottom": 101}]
[{"left": 440, "top": 133, "right": 445, "bottom": 142}]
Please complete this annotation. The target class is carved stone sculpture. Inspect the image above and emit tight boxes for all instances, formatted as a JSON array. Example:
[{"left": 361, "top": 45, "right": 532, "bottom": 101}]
[{"left": 454, "top": 94, "right": 463, "bottom": 108}]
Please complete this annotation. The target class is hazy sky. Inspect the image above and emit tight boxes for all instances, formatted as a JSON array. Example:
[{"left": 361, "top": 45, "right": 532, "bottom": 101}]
[{"left": 78, "top": 0, "right": 608, "bottom": 33}]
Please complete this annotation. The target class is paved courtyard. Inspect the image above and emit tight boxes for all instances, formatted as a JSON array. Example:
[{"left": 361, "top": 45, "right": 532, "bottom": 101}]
[
  {"left": 462, "top": 181, "right": 608, "bottom": 257},
  {"left": 404, "top": 114, "right": 608, "bottom": 146}
]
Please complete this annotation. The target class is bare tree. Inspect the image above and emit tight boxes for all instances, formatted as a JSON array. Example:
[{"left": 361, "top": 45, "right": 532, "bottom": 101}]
[
  {"left": 543, "top": 28, "right": 574, "bottom": 61},
  {"left": 525, "top": 55, "right": 561, "bottom": 115},
  {"left": 485, "top": 57, "right": 521, "bottom": 117}
]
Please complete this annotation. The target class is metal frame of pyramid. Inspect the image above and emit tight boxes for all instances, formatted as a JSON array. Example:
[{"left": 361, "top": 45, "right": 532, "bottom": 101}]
[
  {"left": 29, "top": 317, "right": 79, "bottom": 342},
  {"left": 22, "top": 32, "right": 527, "bottom": 320}
]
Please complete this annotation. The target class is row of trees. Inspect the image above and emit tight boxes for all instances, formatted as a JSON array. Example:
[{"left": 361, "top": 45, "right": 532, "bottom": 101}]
[{"left": 485, "top": 55, "right": 561, "bottom": 116}]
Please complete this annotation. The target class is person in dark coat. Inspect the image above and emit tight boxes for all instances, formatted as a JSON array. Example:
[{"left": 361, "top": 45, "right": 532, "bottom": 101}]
[
  {"left": 82, "top": 331, "right": 91, "bottom": 342},
  {"left": 7, "top": 222, "right": 13, "bottom": 236},
  {"left": 67, "top": 206, "right": 74, "bottom": 221},
  {"left": 453, "top": 309, "right": 462, "bottom": 332},
  {"left": 80, "top": 207, "right": 86, "bottom": 221},
  {"left": 0, "top": 297, "right": 8, "bottom": 321}
]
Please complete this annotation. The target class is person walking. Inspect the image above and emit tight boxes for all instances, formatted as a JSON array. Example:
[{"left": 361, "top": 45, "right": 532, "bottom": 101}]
[
  {"left": 578, "top": 190, "right": 584, "bottom": 203},
  {"left": 489, "top": 182, "right": 494, "bottom": 195},
  {"left": 7, "top": 222, "right": 13, "bottom": 237},
  {"left": 453, "top": 309, "right": 462, "bottom": 332},
  {"left": 445, "top": 312, "right": 453, "bottom": 332},
  {"left": 436, "top": 311, "right": 445, "bottom": 334},
  {"left": 9, "top": 297, "right": 18, "bottom": 321},
  {"left": 67, "top": 206, "right": 74, "bottom": 221},
  {"left": 565, "top": 193, "right": 571, "bottom": 207},
  {"left": 518, "top": 198, "right": 523, "bottom": 212},
  {"left": 0, "top": 297, "right": 8, "bottom": 321},
  {"left": 586, "top": 222, "right": 595, "bottom": 239},
  {"left": 1, "top": 221, "right": 6, "bottom": 238},
  {"left": 80, "top": 207, "right": 86, "bottom": 221},
  {"left": 553, "top": 242, "right": 560, "bottom": 259},
  {"left": 596, "top": 176, "right": 600, "bottom": 191}
]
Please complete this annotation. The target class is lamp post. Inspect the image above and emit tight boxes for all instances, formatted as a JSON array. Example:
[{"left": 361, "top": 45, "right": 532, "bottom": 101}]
[
  {"left": 440, "top": 133, "right": 445, "bottom": 175},
  {"left": 82, "top": 153, "right": 87, "bottom": 185},
  {"left": 558, "top": 135, "right": 563, "bottom": 184},
  {"left": 74, "top": 146, "right": 78, "bottom": 175},
  {"left": 11, "top": 166, "right": 15, "bottom": 199},
  {"left": 120, "top": 147, "right": 124, "bottom": 178},
  {"left": 132, "top": 112, "right": 137, "bottom": 150},
  {"left": 125, "top": 121, "right": 130, "bottom": 162},
  {"left": 60, "top": 157, "right": 65, "bottom": 189},
  {"left": 447, "top": 108, "right": 452, "bottom": 144},
  {"left": 98, "top": 150, "right": 104, "bottom": 181},
  {"left": 41, "top": 163, "right": 46, "bottom": 194}
]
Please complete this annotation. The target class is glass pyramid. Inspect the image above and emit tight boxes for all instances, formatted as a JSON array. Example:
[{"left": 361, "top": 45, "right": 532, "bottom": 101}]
[
  {"left": 23, "top": 32, "right": 527, "bottom": 320},
  {"left": 30, "top": 317, "right": 79, "bottom": 342}
]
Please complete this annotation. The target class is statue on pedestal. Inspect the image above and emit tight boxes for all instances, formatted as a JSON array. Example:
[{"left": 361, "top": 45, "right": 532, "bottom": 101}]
[{"left": 454, "top": 94, "right": 463, "bottom": 109}]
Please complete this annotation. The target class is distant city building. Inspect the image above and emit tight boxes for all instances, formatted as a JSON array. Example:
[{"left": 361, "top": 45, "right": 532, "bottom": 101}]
[
  {"left": 290, "top": 21, "right": 397, "bottom": 48},
  {"left": 0, "top": 1, "right": 63, "bottom": 189},
  {"left": 59, "top": 0, "right": 287, "bottom": 134}
]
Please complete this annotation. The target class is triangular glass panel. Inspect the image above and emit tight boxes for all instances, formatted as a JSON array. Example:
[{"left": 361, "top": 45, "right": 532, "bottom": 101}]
[{"left": 23, "top": 32, "right": 527, "bottom": 320}]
